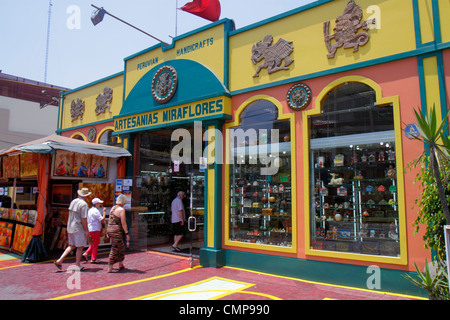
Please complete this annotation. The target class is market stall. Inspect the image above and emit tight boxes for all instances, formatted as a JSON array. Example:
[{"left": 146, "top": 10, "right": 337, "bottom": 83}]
[{"left": 0, "top": 134, "right": 131, "bottom": 262}]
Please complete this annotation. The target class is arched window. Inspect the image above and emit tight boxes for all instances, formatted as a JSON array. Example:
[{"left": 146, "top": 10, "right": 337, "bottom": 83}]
[
  {"left": 309, "top": 82, "right": 399, "bottom": 257},
  {"left": 72, "top": 134, "right": 85, "bottom": 141},
  {"left": 227, "top": 99, "right": 293, "bottom": 249},
  {"left": 99, "top": 129, "right": 120, "bottom": 147}
]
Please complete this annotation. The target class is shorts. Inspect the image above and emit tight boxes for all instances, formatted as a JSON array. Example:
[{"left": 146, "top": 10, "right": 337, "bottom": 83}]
[
  {"left": 172, "top": 222, "right": 186, "bottom": 236},
  {"left": 68, "top": 231, "right": 87, "bottom": 248}
]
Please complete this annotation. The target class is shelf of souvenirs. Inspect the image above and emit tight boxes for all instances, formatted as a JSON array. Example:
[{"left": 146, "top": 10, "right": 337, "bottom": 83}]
[
  {"left": 230, "top": 211, "right": 292, "bottom": 220},
  {"left": 315, "top": 213, "right": 399, "bottom": 224},
  {"left": 313, "top": 226, "right": 400, "bottom": 242}
]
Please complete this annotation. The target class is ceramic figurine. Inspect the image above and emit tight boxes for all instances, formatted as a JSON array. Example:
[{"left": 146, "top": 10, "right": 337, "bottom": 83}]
[{"left": 387, "top": 165, "right": 396, "bottom": 178}]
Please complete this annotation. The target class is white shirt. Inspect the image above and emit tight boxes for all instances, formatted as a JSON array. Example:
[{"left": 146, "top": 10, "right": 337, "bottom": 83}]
[
  {"left": 67, "top": 197, "right": 89, "bottom": 233},
  {"left": 87, "top": 207, "right": 103, "bottom": 232}
]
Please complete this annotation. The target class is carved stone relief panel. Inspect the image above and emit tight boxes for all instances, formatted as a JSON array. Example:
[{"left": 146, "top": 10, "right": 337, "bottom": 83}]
[
  {"left": 323, "top": 0, "right": 376, "bottom": 59},
  {"left": 95, "top": 87, "right": 113, "bottom": 116},
  {"left": 71, "top": 98, "right": 85, "bottom": 122},
  {"left": 251, "top": 35, "right": 294, "bottom": 78}
]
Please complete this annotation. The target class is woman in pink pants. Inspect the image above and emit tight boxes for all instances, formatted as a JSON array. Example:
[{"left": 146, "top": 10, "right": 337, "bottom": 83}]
[{"left": 83, "top": 198, "right": 106, "bottom": 263}]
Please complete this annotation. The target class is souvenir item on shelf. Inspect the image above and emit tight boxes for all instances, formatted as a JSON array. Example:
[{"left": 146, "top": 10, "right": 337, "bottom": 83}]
[
  {"left": 253, "top": 181, "right": 259, "bottom": 186},
  {"left": 323, "top": 203, "right": 330, "bottom": 209},
  {"left": 379, "top": 199, "right": 388, "bottom": 205},
  {"left": 269, "top": 196, "right": 276, "bottom": 203},
  {"left": 337, "top": 186, "right": 347, "bottom": 196},
  {"left": 389, "top": 185, "right": 397, "bottom": 192},
  {"left": 352, "top": 152, "right": 358, "bottom": 163},
  {"left": 388, "top": 199, "right": 396, "bottom": 205},
  {"left": 334, "top": 154, "right": 344, "bottom": 167},
  {"left": 343, "top": 201, "right": 350, "bottom": 209},
  {"left": 365, "top": 185, "right": 374, "bottom": 192},
  {"left": 367, "top": 199, "right": 375, "bottom": 205},
  {"left": 252, "top": 202, "right": 260, "bottom": 208},
  {"left": 339, "top": 229, "right": 351, "bottom": 239},
  {"left": 334, "top": 213, "right": 343, "bottom": 221},
  {"left": 316, "top": 227, "right": 325, "bottom": 238},
  {"left": 353, "top": 171, "right": 363, "bottom": 179},
  {"left": 387, "top": 165, "right": 396, "bottom": 178},
  {"left": 284, "top": 135, "right": 290, "bottom": 142},
  {"left": 272, "top": 185, "right": 278, "bottom": 193},
  {"left": 262, "top": 208, "right": 273, "bottom": 215},
  {"left": 362, "top": 209, "right": 370, "bottom": 217},
  {"left": 320, "top": 188, "right": 329, "bottom": 196},
  {"left": 378, "top": 150, "right": 385, "bottom": 161},
  {"left": 315, "top": 156, "right": 325, "bottom": 168},
  {"left": 279, "top": 184, "right": 284, "bottom": 193},
  {"left": 361, "top": 154, "right": 368, "bottom": 163},
  {"left": 388, "top": 150, "right": 395, "bottom": 161},
  {"left": 253, "top": 192, "right": 258, "bottom": 197},
  {"left": 377, "top": 185, "right": 386, "bottom": 192},
  {"left": 329, "top": 173, "right": 343, "bottom": 185},
  {"left": 243, "top": 199, "right": 252, "bottom": 207},
  {"left": 261, "top": 196, "right": 268, "bottom": 203},
  {"left": 368, "top": 152, "right": 376, "bottom": 163}
]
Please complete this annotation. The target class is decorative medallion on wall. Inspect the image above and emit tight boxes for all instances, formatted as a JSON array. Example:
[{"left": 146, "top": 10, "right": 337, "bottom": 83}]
[
  {"left": 95, "top": 87, "right": 113, "bottom": 116},
  {"left": 151, "top": 65, "right": 178, "bottom": 104},
  {"left": 323, "top": 0, "right": 376, "bottom": 59},
  {"left": 71, "top": 98, "right": 85, "bottom": 122},
  {"left": 87, "top": 127, "right": 97, "bottom": 142},
  {"left": 286, "top": 83, "right": 312, "bottom": 111},
  {"left": 251, "top": 35, "right": 294, "bottom": 78}
]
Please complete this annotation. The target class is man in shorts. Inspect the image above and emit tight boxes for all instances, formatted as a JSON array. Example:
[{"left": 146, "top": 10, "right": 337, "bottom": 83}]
[
  {"left": 54, "top": 187, "right": 91, "bottom": 271},
  {"left": 171, "top": 191, "right": 186, "bottom": 252}
]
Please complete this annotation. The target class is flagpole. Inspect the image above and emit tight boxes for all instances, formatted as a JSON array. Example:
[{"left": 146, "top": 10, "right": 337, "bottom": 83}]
[{"left": 175, "top": 0, "right": 178, "bottom": 37}]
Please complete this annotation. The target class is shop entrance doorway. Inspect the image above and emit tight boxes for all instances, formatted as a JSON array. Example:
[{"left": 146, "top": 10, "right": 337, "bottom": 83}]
[{"left": 136, "top": 127, "right": 205, "bottom": 256}]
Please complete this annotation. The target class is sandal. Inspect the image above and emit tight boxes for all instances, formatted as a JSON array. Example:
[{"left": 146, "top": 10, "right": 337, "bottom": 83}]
[
  {"left": 54, "top": 261, "right": 62, "bottom": 271},
  {"left": 172, "top": 246, "right": 181, "bottom": 252},
  {"left": 82, "top": 254, "right": 89, "bottom": 262}
]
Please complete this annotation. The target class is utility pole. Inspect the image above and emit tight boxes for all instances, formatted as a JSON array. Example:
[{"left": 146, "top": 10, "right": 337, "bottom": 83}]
[{"left": 44, "top": 0, "right": 53, "bottom": 83}]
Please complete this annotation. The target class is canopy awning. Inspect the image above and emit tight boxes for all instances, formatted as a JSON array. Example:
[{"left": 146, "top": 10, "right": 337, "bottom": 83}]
[{"left": 0, "top": 134, "right": 132, "bottom": 158}]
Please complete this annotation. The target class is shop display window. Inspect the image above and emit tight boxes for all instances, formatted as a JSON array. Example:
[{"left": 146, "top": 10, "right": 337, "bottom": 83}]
[
  {"left": 309, "top": 82, "right": 400, "bottom": 257},
  {"left": 228, "top": 100, "right": 293, "bottom": 247}
]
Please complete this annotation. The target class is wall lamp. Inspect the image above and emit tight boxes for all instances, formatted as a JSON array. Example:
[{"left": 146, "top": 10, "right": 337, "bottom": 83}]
[{"left": 91, "top": 4, "right": 169, "bottom": 46}]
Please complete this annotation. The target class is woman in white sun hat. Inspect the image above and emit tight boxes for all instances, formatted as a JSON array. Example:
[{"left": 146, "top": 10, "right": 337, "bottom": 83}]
[{"left": 83, "top": 197, "right": 106, "bottom": 263}]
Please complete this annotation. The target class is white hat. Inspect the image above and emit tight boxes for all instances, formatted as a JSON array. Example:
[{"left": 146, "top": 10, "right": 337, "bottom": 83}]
[
  {"left": 77, "top": 187, "right": 91, "bottom": 197},
  {"left": 92, "top": 198, "right": 104, "bottom": 205}
]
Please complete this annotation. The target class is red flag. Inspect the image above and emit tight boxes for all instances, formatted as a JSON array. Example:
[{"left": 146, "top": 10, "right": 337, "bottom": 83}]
[{"left": 181, "top": 0, "right": 221, "bottom": 22}]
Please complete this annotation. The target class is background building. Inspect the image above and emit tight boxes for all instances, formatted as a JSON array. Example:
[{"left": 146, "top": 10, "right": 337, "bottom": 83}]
[{"left": 0, "top": 72, "right": 68, "bottom": 150}]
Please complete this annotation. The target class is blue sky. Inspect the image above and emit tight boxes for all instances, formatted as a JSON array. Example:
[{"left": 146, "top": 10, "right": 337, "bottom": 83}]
[{"left": 0, "top": 0, "right": 315, "bottom": 89}]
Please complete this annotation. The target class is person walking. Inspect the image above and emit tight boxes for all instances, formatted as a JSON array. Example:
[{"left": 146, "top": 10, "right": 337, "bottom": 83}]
[
  {"left": 83, "top": 197, "right": 106, "bottom": 263},
  {"left": 106, "top": 194, "right": 129, "bottom": 273},
  {"left": 54, "top": 187, "right": 91, "bottom": 271},
  {"left": 171, "top": 191, "right": 186, "bottom": 252}
]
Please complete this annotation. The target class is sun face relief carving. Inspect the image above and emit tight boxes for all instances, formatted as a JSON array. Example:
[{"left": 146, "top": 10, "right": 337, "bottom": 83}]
[{"left": 151, "top": 65, "right": 178, "bottom": 104}]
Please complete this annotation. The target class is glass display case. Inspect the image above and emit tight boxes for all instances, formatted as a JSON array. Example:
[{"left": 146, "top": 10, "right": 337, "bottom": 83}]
[
  {"left": 310, "top": 140, "right": 400, "bottom": 256},
  {"left": 227, "top": 99, "right": 293, "bottom": 248},
  {"left": 308, "top": 81, "right": 401, "bottom": 257}
]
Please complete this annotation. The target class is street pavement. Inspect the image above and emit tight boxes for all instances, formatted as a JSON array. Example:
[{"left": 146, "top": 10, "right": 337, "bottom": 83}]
[{"left": 0, "top": 248, "right": 425, "bottom": 301}]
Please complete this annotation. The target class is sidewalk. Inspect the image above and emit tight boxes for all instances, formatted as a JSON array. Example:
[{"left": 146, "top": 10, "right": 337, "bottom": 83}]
[{"left": 0, "top": 249, "right": 425, "bottom": 301}]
